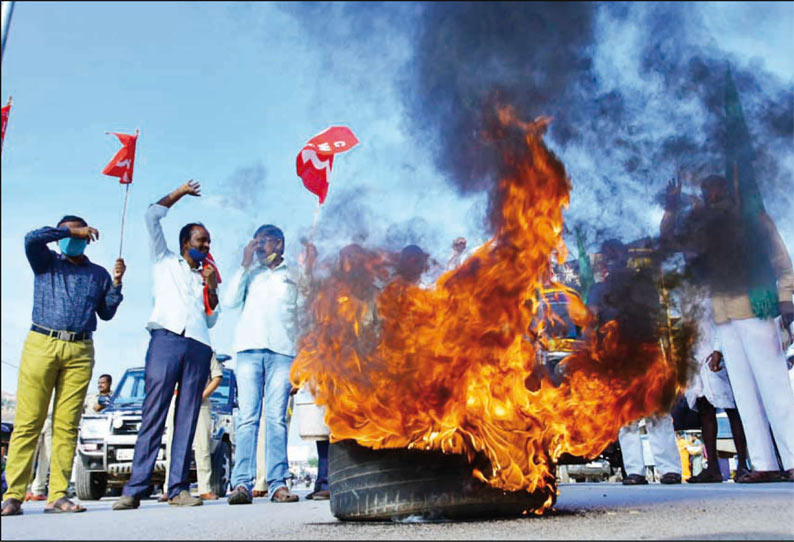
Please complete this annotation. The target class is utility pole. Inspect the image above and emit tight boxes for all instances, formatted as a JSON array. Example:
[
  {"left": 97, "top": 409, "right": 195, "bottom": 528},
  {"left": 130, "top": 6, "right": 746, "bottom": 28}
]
[{"left": 1, "top": 1, "right": 15, "bottom": 62}]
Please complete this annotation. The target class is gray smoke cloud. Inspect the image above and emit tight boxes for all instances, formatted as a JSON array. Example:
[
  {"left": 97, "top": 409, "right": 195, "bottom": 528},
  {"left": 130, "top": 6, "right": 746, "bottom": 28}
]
[
  {"left": 243, "top": 2, "right": 792, "bottom": 265},
  {"left": 403, "top": 2, "right": 793, "bottom": 251},
  {"left": 218, "top": 161, "right": 268, "bottom": 213}
]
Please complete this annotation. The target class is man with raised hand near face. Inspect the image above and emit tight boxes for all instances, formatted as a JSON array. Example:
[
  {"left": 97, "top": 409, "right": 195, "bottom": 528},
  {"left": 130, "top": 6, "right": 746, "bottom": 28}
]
[
  {"left": 225, "top": 224, "right": 300, "bottom": 504},
  {"left": 2, "top": 216, "right": 125, "bottom": 516},
  {"left": 662, "top": 174, "right": 794, "bottom": 483},
  {"left": 114, "top": 180, "right": 219, "bottom": 510}
]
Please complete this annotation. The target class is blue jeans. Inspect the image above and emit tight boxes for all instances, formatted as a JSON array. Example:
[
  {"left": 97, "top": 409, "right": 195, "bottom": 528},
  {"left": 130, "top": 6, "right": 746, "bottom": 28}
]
[
  {"left": 315, "top": 440, "right": 329, "bottom": 492},
  {"left": 230, "top": 348, "right": 294, "bottom": 496}
]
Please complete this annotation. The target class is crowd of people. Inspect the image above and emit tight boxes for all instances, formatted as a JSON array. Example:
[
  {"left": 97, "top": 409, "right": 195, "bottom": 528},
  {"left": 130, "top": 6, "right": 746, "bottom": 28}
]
[{"left": 1, "top": 169, "right": 793, "bottom": 516}]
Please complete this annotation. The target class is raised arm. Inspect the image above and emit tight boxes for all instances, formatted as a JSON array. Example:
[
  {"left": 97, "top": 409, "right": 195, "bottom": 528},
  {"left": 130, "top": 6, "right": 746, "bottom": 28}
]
[
  {"left": 156, "top": 179, "right": 202, "bottom": 209},
  {"left": 145, "top": 181, "right": 201, "bottom": 261},
  {"left": 25, "top": 224, "right": 98, "bottom": 274}
]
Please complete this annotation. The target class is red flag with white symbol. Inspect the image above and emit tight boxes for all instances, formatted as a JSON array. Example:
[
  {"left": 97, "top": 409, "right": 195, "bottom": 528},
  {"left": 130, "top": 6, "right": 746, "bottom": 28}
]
[
  {"left": 102, "top": 131, "right": 138, "bottom": 184},
  {"left": 1, "top": 97, "right": 11, "bottom": 151},
  {"left": 296, "top": 126, "right": 359, "bottom": 204}
]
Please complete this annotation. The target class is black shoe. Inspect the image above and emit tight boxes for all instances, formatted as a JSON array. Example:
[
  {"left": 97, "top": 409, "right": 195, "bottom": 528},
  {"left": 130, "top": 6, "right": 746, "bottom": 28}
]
[
  {"left": 660, "top": 472, "right": 682, "bottom": 484},
  {"left": 227, "top": 485, "right": 252, "bottom": 505},
  {"left": 112, "top": 495, "right": 140, "bottom": 510},
  {"left": 622, "top": 473, "right": 649, "bottom": 485},
  {"left": 687, "top": 470, "right": 723, "bottom": 483},
  {"left": 306, "top": 489, "right": 330, "bottom": 500}
]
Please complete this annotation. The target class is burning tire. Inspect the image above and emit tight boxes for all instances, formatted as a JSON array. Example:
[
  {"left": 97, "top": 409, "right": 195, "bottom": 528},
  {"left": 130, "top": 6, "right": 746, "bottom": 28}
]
[{"left": 329, "top": 440, "right": 555, "bottom": 521}]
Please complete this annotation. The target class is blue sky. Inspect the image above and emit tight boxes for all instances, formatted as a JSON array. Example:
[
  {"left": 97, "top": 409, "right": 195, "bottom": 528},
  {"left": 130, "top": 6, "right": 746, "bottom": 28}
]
[{"left": 2, "top": 3, "right": 793, "bottom": 452}]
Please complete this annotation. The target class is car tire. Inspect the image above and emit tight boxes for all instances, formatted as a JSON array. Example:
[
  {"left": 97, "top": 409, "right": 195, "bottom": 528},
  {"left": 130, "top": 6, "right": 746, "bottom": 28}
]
[
  {"left": 329, "top": 439, "right": 555, "bottom": 521},
  {"left": 210, "top": 439, "right": 231, "bottom": 497},
  {"left": 74, "top": 459, "right": 108, "bottom": 501}
]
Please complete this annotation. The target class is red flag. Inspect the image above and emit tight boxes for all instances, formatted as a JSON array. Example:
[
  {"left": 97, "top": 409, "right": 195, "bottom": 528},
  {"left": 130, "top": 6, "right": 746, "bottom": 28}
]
[
  {"left": 296, "top": 126, "right": 359, "bottom": 204},
  {"left": 102, "top": 131, "right": 138, "bottom": 184},
  {"left": 202, "top": 252, "right": 222, "bottom": 316},
  {"left": 1, "top": 98, "right": 11, "bottom": 150}
]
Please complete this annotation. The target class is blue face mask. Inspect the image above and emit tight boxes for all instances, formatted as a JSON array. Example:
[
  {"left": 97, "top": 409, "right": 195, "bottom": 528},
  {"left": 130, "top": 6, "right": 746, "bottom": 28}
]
[
  {"left": 188, "top": 248, "right": 208, "bottom": 263},
  {"left": 59, "top": 237, "right": 87, "bottom": 257}
]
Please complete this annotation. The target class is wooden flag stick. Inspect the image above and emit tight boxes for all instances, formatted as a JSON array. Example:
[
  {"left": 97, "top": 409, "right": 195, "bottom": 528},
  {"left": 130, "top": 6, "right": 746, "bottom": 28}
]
[
  {"left": 118, "top": 183, "right": 131, "bottom": 258},
  {"left": 309, "top": 201, "right": 322, "bottom": 243},
  {"left": 117, "top": 128, "right": 139, "bottom": 258}
]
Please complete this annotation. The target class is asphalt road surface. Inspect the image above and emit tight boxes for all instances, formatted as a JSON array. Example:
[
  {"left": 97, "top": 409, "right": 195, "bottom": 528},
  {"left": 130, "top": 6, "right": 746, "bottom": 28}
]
[{"left": 2, "top": 482, "right": 793, "bottom": 540}]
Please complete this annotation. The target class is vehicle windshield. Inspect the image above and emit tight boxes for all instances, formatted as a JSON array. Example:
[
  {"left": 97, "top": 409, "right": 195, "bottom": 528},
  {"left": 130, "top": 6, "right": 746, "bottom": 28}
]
[
  {"left": 112, "top": 369, "right": 146, "bottom": 407},
  {"left": 210, "top": 371, "right": 232, "bottom": 406},
  {"left": 539, "top": 290, "right": 582, "bottom": 340}
]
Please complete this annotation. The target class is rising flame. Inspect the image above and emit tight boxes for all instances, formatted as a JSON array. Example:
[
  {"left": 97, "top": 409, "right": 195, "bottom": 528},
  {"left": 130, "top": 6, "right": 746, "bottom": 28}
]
[{"left": 291, "top": 105, "right": 679, "bottom": 514}]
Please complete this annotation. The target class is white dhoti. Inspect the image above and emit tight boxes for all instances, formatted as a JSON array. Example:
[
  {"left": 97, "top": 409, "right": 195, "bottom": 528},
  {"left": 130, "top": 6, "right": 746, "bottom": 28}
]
[
  {"left": 619, "top": 414, "right": 681, "bottom": 477},
  {"left": 686, "top": 307, "right": 736, "bottom": 410},
  {"left": 717, "top": 317, "right": 794, "bottom": 471}
]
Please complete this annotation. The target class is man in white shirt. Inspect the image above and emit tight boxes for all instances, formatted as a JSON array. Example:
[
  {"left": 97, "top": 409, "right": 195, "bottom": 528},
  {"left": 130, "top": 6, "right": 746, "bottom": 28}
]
[
  {"left": 114, "top": 180, "right": 219, "bottom": 510},
  {"left": 225, "top": 224, "right": 299, "bottom": 504}
]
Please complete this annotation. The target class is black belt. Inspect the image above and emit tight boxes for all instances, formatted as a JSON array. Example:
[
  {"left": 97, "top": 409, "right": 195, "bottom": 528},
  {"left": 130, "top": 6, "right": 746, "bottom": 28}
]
[{"left": 31, "top": 324, "right": 92, "bottom": 342}]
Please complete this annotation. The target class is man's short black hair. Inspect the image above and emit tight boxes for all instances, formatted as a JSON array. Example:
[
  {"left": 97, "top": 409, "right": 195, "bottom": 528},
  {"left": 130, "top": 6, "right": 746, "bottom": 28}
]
[
  {"left": 57, "top": 215, "right": 87, "bottom": 228},
  {"left": 253, "top": 224, "right": 284, "bottom": 242},
  {"left": 179, "top": 222, "right": 206, "bottom": 250},
  {"left": 99, "top": 374, "right": 112, "bottom": 384}
]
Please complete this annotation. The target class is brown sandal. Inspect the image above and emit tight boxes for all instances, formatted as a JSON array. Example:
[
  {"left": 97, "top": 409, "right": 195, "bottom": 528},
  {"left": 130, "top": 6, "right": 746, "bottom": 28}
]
[
  {"left": 1, "top": 498, "right": 23, "bottom": 516},
  {"left": 271, "top": 487, "right": 298, "bottom": 503},
  {"left": 44, "top": 497, "right": 87, "bottom": 514}
]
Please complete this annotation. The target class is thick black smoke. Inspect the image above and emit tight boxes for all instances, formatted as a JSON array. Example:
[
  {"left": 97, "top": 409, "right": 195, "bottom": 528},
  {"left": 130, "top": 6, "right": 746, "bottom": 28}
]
[{"left": 404, "top": 2, "right": 793, "bottom": 248}]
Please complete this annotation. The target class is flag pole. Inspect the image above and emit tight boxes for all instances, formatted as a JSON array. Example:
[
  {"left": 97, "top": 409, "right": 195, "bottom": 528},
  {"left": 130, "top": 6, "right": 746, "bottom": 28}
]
[
  {"left": 118, "top": 128, "right": 138, "bottom": 259},
  {"left": 309, "top": 201, "right": 322, "bottom": 243},
  {"left": 118, "top": 184, "right": 130, "bottom": 258}
]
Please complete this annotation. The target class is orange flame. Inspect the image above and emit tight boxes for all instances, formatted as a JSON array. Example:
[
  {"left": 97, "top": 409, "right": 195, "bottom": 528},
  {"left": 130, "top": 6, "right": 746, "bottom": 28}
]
[{"left": 291, "top": 105, "right": 679, "bottom": 513}]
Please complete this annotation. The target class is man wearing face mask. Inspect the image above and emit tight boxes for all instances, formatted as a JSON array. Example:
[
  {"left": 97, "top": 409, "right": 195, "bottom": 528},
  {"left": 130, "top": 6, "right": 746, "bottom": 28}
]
[
  {"left": 114, "top": 180, "right": 219, "bottom": 510},
  {"left": 661, "top": 174, "right": 794, "bottom": 483},
  {"left": 224, "top": 224, "right": 300, "bottom": 504},
  {"left": 2, "top": 216, "right": 125, "bottom": 516}
]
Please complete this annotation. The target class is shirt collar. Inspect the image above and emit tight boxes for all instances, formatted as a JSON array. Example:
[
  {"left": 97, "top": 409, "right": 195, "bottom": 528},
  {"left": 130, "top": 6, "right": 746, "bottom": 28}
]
[
  {"left": 177, "top": 255, "right": 203, "bottom": 273},
  {"left": 55, "top": 253, "right": 91, "bottom": 266}
]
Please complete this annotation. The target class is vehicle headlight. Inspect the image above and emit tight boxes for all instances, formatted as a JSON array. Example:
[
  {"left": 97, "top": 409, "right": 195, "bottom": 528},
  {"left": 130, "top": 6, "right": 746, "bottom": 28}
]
[{"left": 80, "top": 417, "right": 108, "bottom": 439}]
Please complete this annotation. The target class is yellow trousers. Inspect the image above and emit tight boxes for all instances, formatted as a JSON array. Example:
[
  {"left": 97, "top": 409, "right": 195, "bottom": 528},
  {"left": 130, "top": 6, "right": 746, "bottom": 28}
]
[{"left": 3, "top": 331, "right": 94, "bottom": 503}]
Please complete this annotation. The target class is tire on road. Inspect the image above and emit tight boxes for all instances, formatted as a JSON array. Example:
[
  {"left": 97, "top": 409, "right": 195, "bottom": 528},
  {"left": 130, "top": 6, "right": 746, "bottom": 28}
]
[
  {"left": 329, "top": 439, "right": 555, "bottom": 521},
  {"left": 74, "top": 460, "right": 108, "bottom": 500},
  {"left": 210, "top": 439, "right": 232, "bottom": 497}
]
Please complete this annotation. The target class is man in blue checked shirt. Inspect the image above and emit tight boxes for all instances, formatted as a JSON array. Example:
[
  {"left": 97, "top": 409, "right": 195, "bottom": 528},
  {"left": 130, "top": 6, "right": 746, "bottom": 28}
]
[{"left": 2, "top": 216, "right": 125, "bottom": 516}]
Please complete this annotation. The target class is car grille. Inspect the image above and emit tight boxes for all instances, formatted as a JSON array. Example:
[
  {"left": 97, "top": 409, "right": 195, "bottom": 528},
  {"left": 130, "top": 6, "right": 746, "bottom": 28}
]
[{"left": 113, "top": 419, "right": 141, "bottom": 435}]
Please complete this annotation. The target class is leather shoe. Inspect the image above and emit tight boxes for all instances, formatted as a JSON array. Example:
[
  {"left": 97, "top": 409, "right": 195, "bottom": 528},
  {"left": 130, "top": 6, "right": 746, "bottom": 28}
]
[
  {"left": 622, "top": 473, "right": 649, "bottom": 485},
  {"left": 113, "top": 495, "right": 140, "bottom": 511},
  {"left": 169, "top": 490, "right": 202, "bottom": 506},
  {"left": 736, "top": 470, "right": 783, "bottom": 483},
  {"left": 306, "top": 489, "right": 330, "bottom": 500},
  {"left": 687, "top": 469, "right": 722, "bottom": 483},
  {"left": 199, "top": 492, "right": 219, "bottom": 500},
  {"left": 782, "top": 468, "right": 794, "bottom": 482},
  {"left": 660, "top": 472, "right": 682, "bottom": 484}
]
